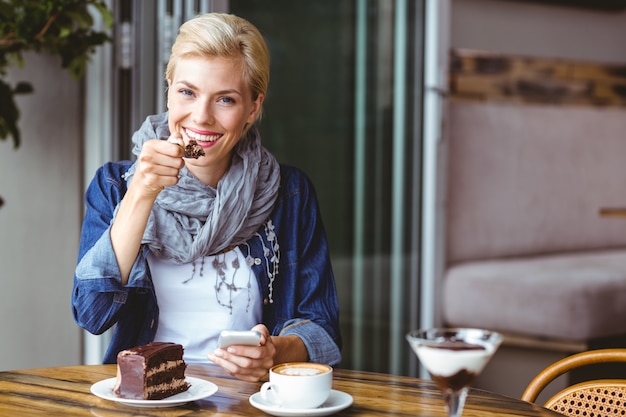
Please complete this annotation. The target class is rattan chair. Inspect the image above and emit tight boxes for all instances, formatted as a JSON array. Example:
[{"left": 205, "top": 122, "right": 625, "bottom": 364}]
[{"left": 521, "top": 348, "right": 626, "bottom": 417}]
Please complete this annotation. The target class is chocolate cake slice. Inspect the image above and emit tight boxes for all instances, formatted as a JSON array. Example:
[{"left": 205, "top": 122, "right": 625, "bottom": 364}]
[{"left": 113, "top": 342, "right": 190, "bottom": 400}]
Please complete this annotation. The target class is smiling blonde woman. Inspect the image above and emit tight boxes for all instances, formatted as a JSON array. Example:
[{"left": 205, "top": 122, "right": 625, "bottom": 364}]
[{"left": 72, "top": 12, "right": 341, "bottom": 383}]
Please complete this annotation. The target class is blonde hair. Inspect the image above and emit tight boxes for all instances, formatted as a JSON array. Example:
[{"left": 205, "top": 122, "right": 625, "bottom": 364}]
[{"left": 166, "top": 13, "right": 270, "bottom": 109}]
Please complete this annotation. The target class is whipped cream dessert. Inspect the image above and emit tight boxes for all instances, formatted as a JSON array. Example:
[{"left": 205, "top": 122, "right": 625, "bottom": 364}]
[
  {"left": 410, "top": 342, "right": 495, "bottom": 392},
  {"left": 414, "top": 343, "right": 493, "bottom": 376}
]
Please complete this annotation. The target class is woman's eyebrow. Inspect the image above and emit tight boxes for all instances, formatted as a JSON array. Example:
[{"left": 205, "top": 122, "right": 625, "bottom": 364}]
[
  {"left": 214, "top": 88, "right": 243, "bottom": 97},
  {"left": 175, "top": 80, "right": 199, "bottom": 90},
  {"left": 175, "top": 81, "right": 243, "bottom": 97}
]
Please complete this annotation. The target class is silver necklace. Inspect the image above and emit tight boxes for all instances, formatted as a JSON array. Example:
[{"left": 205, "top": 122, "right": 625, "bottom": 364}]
[{"left": 182, "top": 250, "right": 252, "bottom": 314}]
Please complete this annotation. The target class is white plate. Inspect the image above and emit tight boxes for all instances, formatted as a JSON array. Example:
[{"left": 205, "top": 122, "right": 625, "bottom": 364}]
[
  {"left": 249, "top": 389, "right": 353, "bottom": 416},
  {"left": 90, "top": 376, "right": 218, "bottom": 408}
]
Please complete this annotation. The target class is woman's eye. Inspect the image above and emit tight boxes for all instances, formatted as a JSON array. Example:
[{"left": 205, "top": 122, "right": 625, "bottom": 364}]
[
  {"left": 180, "top": 88, "right": 194, "bottom": 97},
  {"left": 218, "top": 96, "right": 235, "bottom": 104}
]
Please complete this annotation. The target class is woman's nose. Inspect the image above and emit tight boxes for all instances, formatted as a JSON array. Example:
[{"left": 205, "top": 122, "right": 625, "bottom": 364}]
[{"left": 192, "top": 103, "right": 214, "bottom": 125}]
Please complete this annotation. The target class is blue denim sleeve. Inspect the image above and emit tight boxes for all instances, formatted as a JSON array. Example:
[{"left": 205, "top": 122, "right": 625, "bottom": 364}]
[
  {"left": 279, "top": 318, "right": 342, "bottom": 366},
  {"left": 72, "top": 161, "right": 149, "bottom": 335}
]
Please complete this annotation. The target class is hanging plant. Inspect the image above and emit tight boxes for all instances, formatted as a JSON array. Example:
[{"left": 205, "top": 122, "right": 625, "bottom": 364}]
[{"left": 0, "top": 0, "right": 113, "bottom": 148}]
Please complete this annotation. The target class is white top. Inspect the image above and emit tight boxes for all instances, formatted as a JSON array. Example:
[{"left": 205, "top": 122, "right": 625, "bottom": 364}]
[{"left": 148, "top": 247, "right": 262, "bottom": 363}]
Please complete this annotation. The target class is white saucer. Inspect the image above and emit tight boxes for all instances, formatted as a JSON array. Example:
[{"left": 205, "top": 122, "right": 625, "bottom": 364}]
[
  {"left": 90, "top": 377, "right": 218, "bottom": 408},
  {"left": 249, "top": 389, "right": 353, "bottom": 416}
]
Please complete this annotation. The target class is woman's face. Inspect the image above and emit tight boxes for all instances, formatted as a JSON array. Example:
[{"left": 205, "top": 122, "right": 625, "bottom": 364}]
[{"left": 167, "top": 55, "right": 263, "bottom": 185}]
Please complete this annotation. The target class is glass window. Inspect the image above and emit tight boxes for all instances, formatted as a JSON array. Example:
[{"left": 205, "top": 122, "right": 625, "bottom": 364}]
[{"left": 230, "top": 0, "right": 425, "bottom": 375}]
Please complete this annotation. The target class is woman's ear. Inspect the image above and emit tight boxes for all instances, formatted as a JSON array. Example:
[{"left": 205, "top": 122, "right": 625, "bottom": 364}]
[{"left": 247, "top": 93, "right": 265, "bottom": 124}]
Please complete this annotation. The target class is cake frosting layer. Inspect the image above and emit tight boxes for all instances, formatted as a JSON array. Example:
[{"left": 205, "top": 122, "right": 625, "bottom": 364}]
[{"left": 146, "top": 378, "right": 190, "bottom": 398}]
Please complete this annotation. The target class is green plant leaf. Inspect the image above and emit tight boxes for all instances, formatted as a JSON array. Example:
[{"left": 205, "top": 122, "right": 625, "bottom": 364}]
[
  {"left": 0, "top": 79, "right": 23, "bottom": 148},
  {"left": 91, "top": 1, "right": 113, "bottom": 28},
  {"left": 0, "top": 0, "right": 112, "bottom": 148}
]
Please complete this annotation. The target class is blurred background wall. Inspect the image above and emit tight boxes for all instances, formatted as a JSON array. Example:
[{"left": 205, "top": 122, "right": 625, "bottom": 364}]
[{"left": 0, "top": 53, "right": 82, "bottom": 369}]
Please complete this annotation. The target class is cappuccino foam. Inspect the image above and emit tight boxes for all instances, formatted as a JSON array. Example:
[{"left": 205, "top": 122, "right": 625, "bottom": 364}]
[{"left": 278, "top": 367, "right": 322, "bottom": 376}]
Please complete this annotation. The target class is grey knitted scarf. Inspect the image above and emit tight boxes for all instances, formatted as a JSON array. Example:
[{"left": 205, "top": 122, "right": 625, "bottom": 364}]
[{"left": 123, "top": 112, "right": 280, "bottom": 264}]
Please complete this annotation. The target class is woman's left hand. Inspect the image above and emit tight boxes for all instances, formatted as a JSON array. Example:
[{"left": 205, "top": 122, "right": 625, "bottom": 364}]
[{"left": 208, "top": 324, "right": 276, "bottom": 382}]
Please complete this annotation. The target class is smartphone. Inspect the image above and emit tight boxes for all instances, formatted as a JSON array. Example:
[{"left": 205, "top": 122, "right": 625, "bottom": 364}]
[{"left": 217, "top": 330, "right": 262, "bottom": 349}]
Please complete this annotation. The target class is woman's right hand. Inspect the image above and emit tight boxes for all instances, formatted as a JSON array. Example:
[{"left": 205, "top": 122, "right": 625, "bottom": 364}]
[
  {"left": 111, "top": 133, "right": 186, "bottom": 284},
  {"left": 131, "top": 134, "right": 186, "bottom": 199}
]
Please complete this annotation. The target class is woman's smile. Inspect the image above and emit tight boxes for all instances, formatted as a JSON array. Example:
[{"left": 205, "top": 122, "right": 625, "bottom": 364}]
[{"left": 183, "top": 127, "right": 223, "bottom": 148}]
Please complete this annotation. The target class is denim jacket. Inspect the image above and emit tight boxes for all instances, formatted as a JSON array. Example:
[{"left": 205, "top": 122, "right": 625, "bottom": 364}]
[{"left": 72, "top": 161, "right": 342, "bottom": 365}]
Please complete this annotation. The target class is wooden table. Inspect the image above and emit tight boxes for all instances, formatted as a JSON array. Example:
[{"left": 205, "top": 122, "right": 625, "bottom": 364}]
[{"left": 0, "top": 364, "right": 562, "bottom": 416}]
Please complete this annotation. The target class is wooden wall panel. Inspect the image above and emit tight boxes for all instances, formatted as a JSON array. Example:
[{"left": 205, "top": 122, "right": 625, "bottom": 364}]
[{"left": 449, "top": 49, "right": 626, "bottom": 107}]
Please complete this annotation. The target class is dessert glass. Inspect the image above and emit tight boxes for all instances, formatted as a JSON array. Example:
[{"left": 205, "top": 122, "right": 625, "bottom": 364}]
[{"left": 406, "top": 328, "right": 503, "bottom": 417}]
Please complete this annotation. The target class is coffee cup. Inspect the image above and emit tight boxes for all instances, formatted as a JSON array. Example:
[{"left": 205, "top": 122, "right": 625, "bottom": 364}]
[{"left": 260, "top": 362, "right": 332, "bottom": 409}]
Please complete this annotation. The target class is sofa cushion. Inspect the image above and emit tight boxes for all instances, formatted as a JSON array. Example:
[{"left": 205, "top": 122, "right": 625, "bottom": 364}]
[
  {"left": 446, "top": 102, "right": 626, "bottom": 264},
  {"left": 443, "top": 249, "right": 626, "bottom": 341}
]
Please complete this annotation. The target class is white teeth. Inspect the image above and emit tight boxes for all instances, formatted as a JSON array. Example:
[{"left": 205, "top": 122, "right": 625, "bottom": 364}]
[{"left": 185, "top": 128, "right": 220, "bottom": 142}]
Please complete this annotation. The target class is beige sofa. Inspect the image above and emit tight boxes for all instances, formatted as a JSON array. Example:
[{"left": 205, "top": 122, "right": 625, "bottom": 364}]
[{"left": 442, "top": 100, "right": 626, "bottom": 397}]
